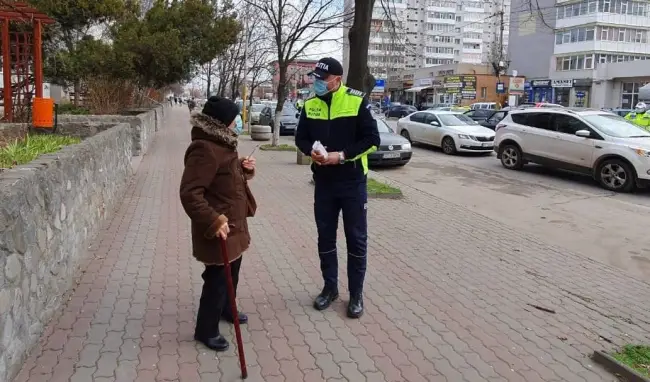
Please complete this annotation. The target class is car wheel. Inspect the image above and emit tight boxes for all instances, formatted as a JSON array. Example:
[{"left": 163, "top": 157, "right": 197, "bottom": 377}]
[
  {"left": 400, "top": 130, "right": 411, "bottom": 143},
  {"left": 441, "top": 136, "right": 456, "bottom": 155},
  {"left": 499, "top": 143, "right": 524, "bottom": 170},
  {"left": 596, "top": 158, "right": 636, "bottom": 192}
]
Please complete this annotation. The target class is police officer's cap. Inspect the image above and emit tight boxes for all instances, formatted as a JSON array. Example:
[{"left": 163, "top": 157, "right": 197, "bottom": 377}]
[{"left": 309, "top": 57, "right": 343, "bottom": 80}]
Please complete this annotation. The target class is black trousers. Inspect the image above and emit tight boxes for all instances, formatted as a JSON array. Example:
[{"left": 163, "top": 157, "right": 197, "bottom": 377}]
[
  {"left": 195, "top": 257, "right": 242, "bottom": 338},
  {"left": 314, "top": 178, "right": 368, "bottom": 297}
]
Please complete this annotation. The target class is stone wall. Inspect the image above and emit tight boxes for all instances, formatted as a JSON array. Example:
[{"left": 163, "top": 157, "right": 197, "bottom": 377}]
[
  {"left": 0, "top": 124, "right": 28, "bottom": 147},
  {"left": 0, "top": 122, "right": 134, "bottom": 382},
  {"left": 57, "top": 104, "right": 164, "bottom": 156}
]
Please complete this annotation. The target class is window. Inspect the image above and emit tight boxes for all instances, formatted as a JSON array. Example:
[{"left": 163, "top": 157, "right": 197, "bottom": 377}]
[
  {"left": 585, "top": 54, "right": 594, "bottom": 69},
  {"left": 523, "top": 113, "right": 554, "bottom": 130},
  {"left": 586, "top": 27, "right": 595, "bottom": 40},
  {"left": 424, "top": 113, "right": 440, "bottom": 125},
  {"left": 552, "top": 114, "right": 589, "bottom": 135},
  {"left": 621, "top": 81, "right": 650, "bottom": 109},
  {"left": 481, "top": 87, "right": 487, "bottom": 98},
  {"left": 578, "top": 27, "right": 586, "bottom": 41},
  {"left": 556, "top": 33, "right": 563, "bottom": 44},
  {"left": 410, "top": 112, "right": 426, "bottom": 123},
  {"left": 571, "top": 29, "right": 578, "bottom": 42},
  {"left": 600, "top": 27, "right": 609, "bottom": 40},
  {"left": 488, "top": 111, "right": 506, "bottom": 123}
]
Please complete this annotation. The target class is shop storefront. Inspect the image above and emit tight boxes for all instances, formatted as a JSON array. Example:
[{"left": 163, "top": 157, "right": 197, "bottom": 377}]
[
  {"left": 572, "top": 79, "right": 592, "bottom": 107},
  {"left": 528, "top": 80, "right": 553, "bottom": 103},
  {"left": 443, "top": 75, "right": 477, "bottom": 105},
  {"left": 552, "top": 79, "right": 573, "bottom": 106}
]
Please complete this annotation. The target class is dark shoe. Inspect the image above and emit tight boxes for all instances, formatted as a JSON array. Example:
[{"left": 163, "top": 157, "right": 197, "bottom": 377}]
[
  {"left": 194, "top": 334, "right": 229, "bottom": 351},
  {"left": 313, "top": 288, "right": 339, "bottom": 311},
  {"left": 222, "top": 312, "right": 248, "bottom": 324},
  {"left": 347, "top": 294, "right": 364, "bottom": 318}
]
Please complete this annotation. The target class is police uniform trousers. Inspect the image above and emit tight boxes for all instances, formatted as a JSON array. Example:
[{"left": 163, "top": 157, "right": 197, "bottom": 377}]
[{"left": 313, "top": 176, "right": 368, "bottom": 296}]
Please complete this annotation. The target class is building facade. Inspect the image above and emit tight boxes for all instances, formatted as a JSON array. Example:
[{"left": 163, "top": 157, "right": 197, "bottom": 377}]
[
  {"left": 509, "top": 0, "right": 650, "bottom": 107},
  {"left": 388, "top": 63, "right": 514, "bottom": 106},
  {"left": 270, "top": 60, "right": 317, "bottom": 99},
  {"left": 342, "top": 0, "right": 511, "bottom": 94}
]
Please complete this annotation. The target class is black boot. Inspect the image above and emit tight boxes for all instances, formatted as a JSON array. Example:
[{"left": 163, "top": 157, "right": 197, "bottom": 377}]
[
  {"left": 222, "top": 311, "right": 248, "bottom": 324},
  {"left": 194, "top": 334, "right": 229, "bottom": 351},
  {"left": 313, "top": 287, "right": 339, "bottom": 311},
  {"left": 347, "top": 294, "right": 364, "bottom": 318}
]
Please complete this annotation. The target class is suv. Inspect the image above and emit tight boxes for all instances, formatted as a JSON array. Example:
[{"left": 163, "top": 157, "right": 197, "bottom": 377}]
[{"left": 494, "top": 108, "right": 650, "bottom": 192}]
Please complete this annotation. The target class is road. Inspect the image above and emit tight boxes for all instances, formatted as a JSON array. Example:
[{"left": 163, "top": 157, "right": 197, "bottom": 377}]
[{"left": 381, "top": 119, "right": 650, "bottom": 281}]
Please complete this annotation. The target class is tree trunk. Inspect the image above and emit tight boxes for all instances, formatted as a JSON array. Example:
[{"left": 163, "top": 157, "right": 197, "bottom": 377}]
[
  {"left": 206, "top": 63, "right": 212, "bottom": 98},
  {"left": 347, "top": 0, "right": 376, "bottom": 94},
  {"left": 272, "top": 64, "right": 288, "bottom": 146},
  {"left": 73, "top": 80, "right": 81, "bottom": 106}
]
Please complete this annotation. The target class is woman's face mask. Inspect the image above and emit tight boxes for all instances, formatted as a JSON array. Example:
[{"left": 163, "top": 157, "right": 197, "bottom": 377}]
[{"left": 232, "top": 115, "right": 243, "bottom": 135}]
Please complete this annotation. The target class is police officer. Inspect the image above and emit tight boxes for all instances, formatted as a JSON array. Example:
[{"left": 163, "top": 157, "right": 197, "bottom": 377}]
[
  {"left": 625, "top": 102, "right": 650, "bottom": 131},
  {"left": 295, "top": 57, "right": 380, "bottom": 318}
]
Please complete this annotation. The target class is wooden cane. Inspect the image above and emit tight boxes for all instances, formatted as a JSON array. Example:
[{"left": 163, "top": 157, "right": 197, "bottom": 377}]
[{"left": 219, "top": 239, "right": 248, "bottom": 379}]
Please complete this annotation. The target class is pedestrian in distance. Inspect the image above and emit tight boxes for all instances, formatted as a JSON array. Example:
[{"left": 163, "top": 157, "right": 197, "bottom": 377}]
[
  {"left": 179, "top": 96, "right": 257, "bottom": 351},
  {"left": 295, "top": 57, "right": 380, "bottom": 318}
]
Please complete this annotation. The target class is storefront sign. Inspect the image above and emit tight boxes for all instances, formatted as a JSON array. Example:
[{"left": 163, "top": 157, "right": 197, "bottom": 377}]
[
  {"left": 552, "top": 79, "right": 573, "bottom": 88},
  {"left": 576, "top": 91, "right": 585, "bottom": 98},
  {"left": 443, "top": 76, "right": 476, "bottom": 99},
  {"left": 573, "top": 78, "right": 592, "bottom": 87},
  {"left": 531, "top": 80, "right": 552, "bottom": 88},
  {"left": 509, "top": 77, "right": 526, "bottom": 93},
  {"left": 417, "top": 78, "right": 433, "bottom": 87}
]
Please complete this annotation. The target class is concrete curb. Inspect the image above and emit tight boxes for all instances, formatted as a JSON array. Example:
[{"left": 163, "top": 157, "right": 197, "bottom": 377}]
[{"left": 592, "top": 350, "right": 650, "bottom": 382}]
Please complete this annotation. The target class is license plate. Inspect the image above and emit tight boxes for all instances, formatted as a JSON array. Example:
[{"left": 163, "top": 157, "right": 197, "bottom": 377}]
[
  {"left": 383, "top": 152, "right": 400, "bottom": 159},
  {"left": 482, "top": 142, "right": 492, "bottom": 147}
]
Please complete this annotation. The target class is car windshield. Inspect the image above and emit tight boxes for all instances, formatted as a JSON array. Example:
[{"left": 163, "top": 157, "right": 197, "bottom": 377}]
[
  {"left": 438, "top": 114, "right": 478, "bottom": 125},
  {"left": 251, "top": 104, "right": 265, "bottom": 112},
  {"left": 375, "top": 118, "right": 392, "bottom": 133},
  {"left": 582, "top": 114, "right": 650, "bottom": 138},
  {"left": 281, "top": 107, "right": 297, "bottom": 116}
]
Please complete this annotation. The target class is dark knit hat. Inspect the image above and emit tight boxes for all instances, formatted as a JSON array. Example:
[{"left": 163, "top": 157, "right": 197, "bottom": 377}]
[{"left": 201, "top": 96, "right": 240, "bottom": 126}]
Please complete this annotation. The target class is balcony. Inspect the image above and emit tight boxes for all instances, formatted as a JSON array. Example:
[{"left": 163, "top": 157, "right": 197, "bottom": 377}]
[
  {"left": 556, "top": 13, "right": 650, "bottom": 29},
  {"left": 554, "top": 40, "right": 650, "bottom": 55},
  {"left": 426, "top": 17, "right": 456, "bottom": 24}
]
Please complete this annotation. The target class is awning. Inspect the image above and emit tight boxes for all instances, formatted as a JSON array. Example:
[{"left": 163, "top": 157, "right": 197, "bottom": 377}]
[{"left": 404, "top": 86, "right": 431, "bottom": 93}]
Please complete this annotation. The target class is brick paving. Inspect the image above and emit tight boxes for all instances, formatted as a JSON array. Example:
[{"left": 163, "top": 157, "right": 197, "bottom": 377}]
[{"left": 12, "top": 107, "right": 650, "bottom": 382}]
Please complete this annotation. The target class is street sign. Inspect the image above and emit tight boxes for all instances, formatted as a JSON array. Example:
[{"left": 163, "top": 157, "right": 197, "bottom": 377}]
[{"left": 372, "top": 79, "right": 385, "bottom": 93}]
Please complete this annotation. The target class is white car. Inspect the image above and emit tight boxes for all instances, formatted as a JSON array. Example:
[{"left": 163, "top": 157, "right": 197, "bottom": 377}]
[
  {"left": 494, "top": 107, "right": 650, "bottom": 192},
  {"left": 396, "top": 110, "right": 496, "bottom": 155},
  {"left": 248, "top": 104, "right": 265, "bottom": 124}
]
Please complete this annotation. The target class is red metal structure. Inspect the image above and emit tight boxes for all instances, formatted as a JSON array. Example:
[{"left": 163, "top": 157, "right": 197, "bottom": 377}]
[{"left": 0, "top": 1, "right": 54, "bottom": 122}]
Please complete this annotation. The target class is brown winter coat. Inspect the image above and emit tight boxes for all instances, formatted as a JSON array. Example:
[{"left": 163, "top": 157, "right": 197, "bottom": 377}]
[{"left": 179, "top": 112, "right": 257, "bottom": 265}]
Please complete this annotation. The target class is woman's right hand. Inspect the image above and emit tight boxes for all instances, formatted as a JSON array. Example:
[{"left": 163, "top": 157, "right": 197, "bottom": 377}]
[{"left": 217, "top": 222, "right": 230, "bottom": 240}]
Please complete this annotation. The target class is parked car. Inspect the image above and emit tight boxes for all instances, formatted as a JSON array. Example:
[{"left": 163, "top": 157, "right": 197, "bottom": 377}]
[
  {"left": 518, "top": 102, "right": 565, "bottom": 109},
  {"left": 470, "top": 102, "right": 498, "bottom": 110},
  {"left": 464, "top": 109, "right": 494, "bottom": 121},
  {"left": 385, "top": 105, "right": 418, "bottom": 118},
  {"left": 258, "top": 105, "right": 299, "bottom": 135},
  {"left": 396, "top": 110, "right": 495, "bottom": 155},
  {"left": 494, "top": 107, "right": 650, "bottom": 192},
  {"left": 368, "top": 117, "right": 413, "bottom": 167},
  {"left": 479, "top": 109, "right": 510, "bottom": 130},
  {"left": 248, "top": 103, "right": 265, "bottom": 124}
]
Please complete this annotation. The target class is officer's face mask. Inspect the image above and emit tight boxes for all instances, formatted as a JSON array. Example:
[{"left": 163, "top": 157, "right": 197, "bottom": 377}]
[{"left": 313, "top": 76, "right": 340, "bottom": 96}]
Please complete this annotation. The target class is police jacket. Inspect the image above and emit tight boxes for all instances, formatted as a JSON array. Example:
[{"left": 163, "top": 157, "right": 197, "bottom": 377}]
[
  {"left": 625, "top": 111, "right": 650, "bottom": 130},
  {"left": 295, "top": 85, "right": 380, "bottom": 182}
]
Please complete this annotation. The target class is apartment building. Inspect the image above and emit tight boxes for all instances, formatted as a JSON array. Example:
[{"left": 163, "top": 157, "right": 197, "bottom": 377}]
[
  {"left": 342, "top": 0, "right": 511, "bottom": 93},
  {"left": 509, "top": 0, "right": 650, "bottom": 107}
]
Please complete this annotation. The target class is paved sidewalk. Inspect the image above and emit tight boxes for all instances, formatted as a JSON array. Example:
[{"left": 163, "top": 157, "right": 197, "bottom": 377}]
[{"left": 12, "top": 108, "right": 650, "bottom": 382}]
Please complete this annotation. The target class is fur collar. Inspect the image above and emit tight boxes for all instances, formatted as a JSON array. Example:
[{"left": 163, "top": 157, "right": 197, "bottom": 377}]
[{"left": 190, "top": 112, "right": 238, "bottom": 149}]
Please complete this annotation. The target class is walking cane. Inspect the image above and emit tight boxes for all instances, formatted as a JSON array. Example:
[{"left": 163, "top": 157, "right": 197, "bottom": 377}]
[{"left": 219, "top": 239, "right": 248, "bottom": 379}]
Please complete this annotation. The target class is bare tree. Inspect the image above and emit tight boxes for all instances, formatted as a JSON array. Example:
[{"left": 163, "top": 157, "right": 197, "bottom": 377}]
[{"left": 245, "top": 0, "right": 351, "bottom": 146}]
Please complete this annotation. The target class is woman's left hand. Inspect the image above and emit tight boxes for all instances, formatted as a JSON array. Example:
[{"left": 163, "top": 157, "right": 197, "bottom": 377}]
[{"left": 242, "top": 157, "right": 256, "bottom": 171}]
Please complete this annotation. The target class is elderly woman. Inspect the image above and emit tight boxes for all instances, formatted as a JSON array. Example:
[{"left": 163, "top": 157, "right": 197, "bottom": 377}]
[{"left": 179, "top": 96, "right": 257, "bottom": 352}]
